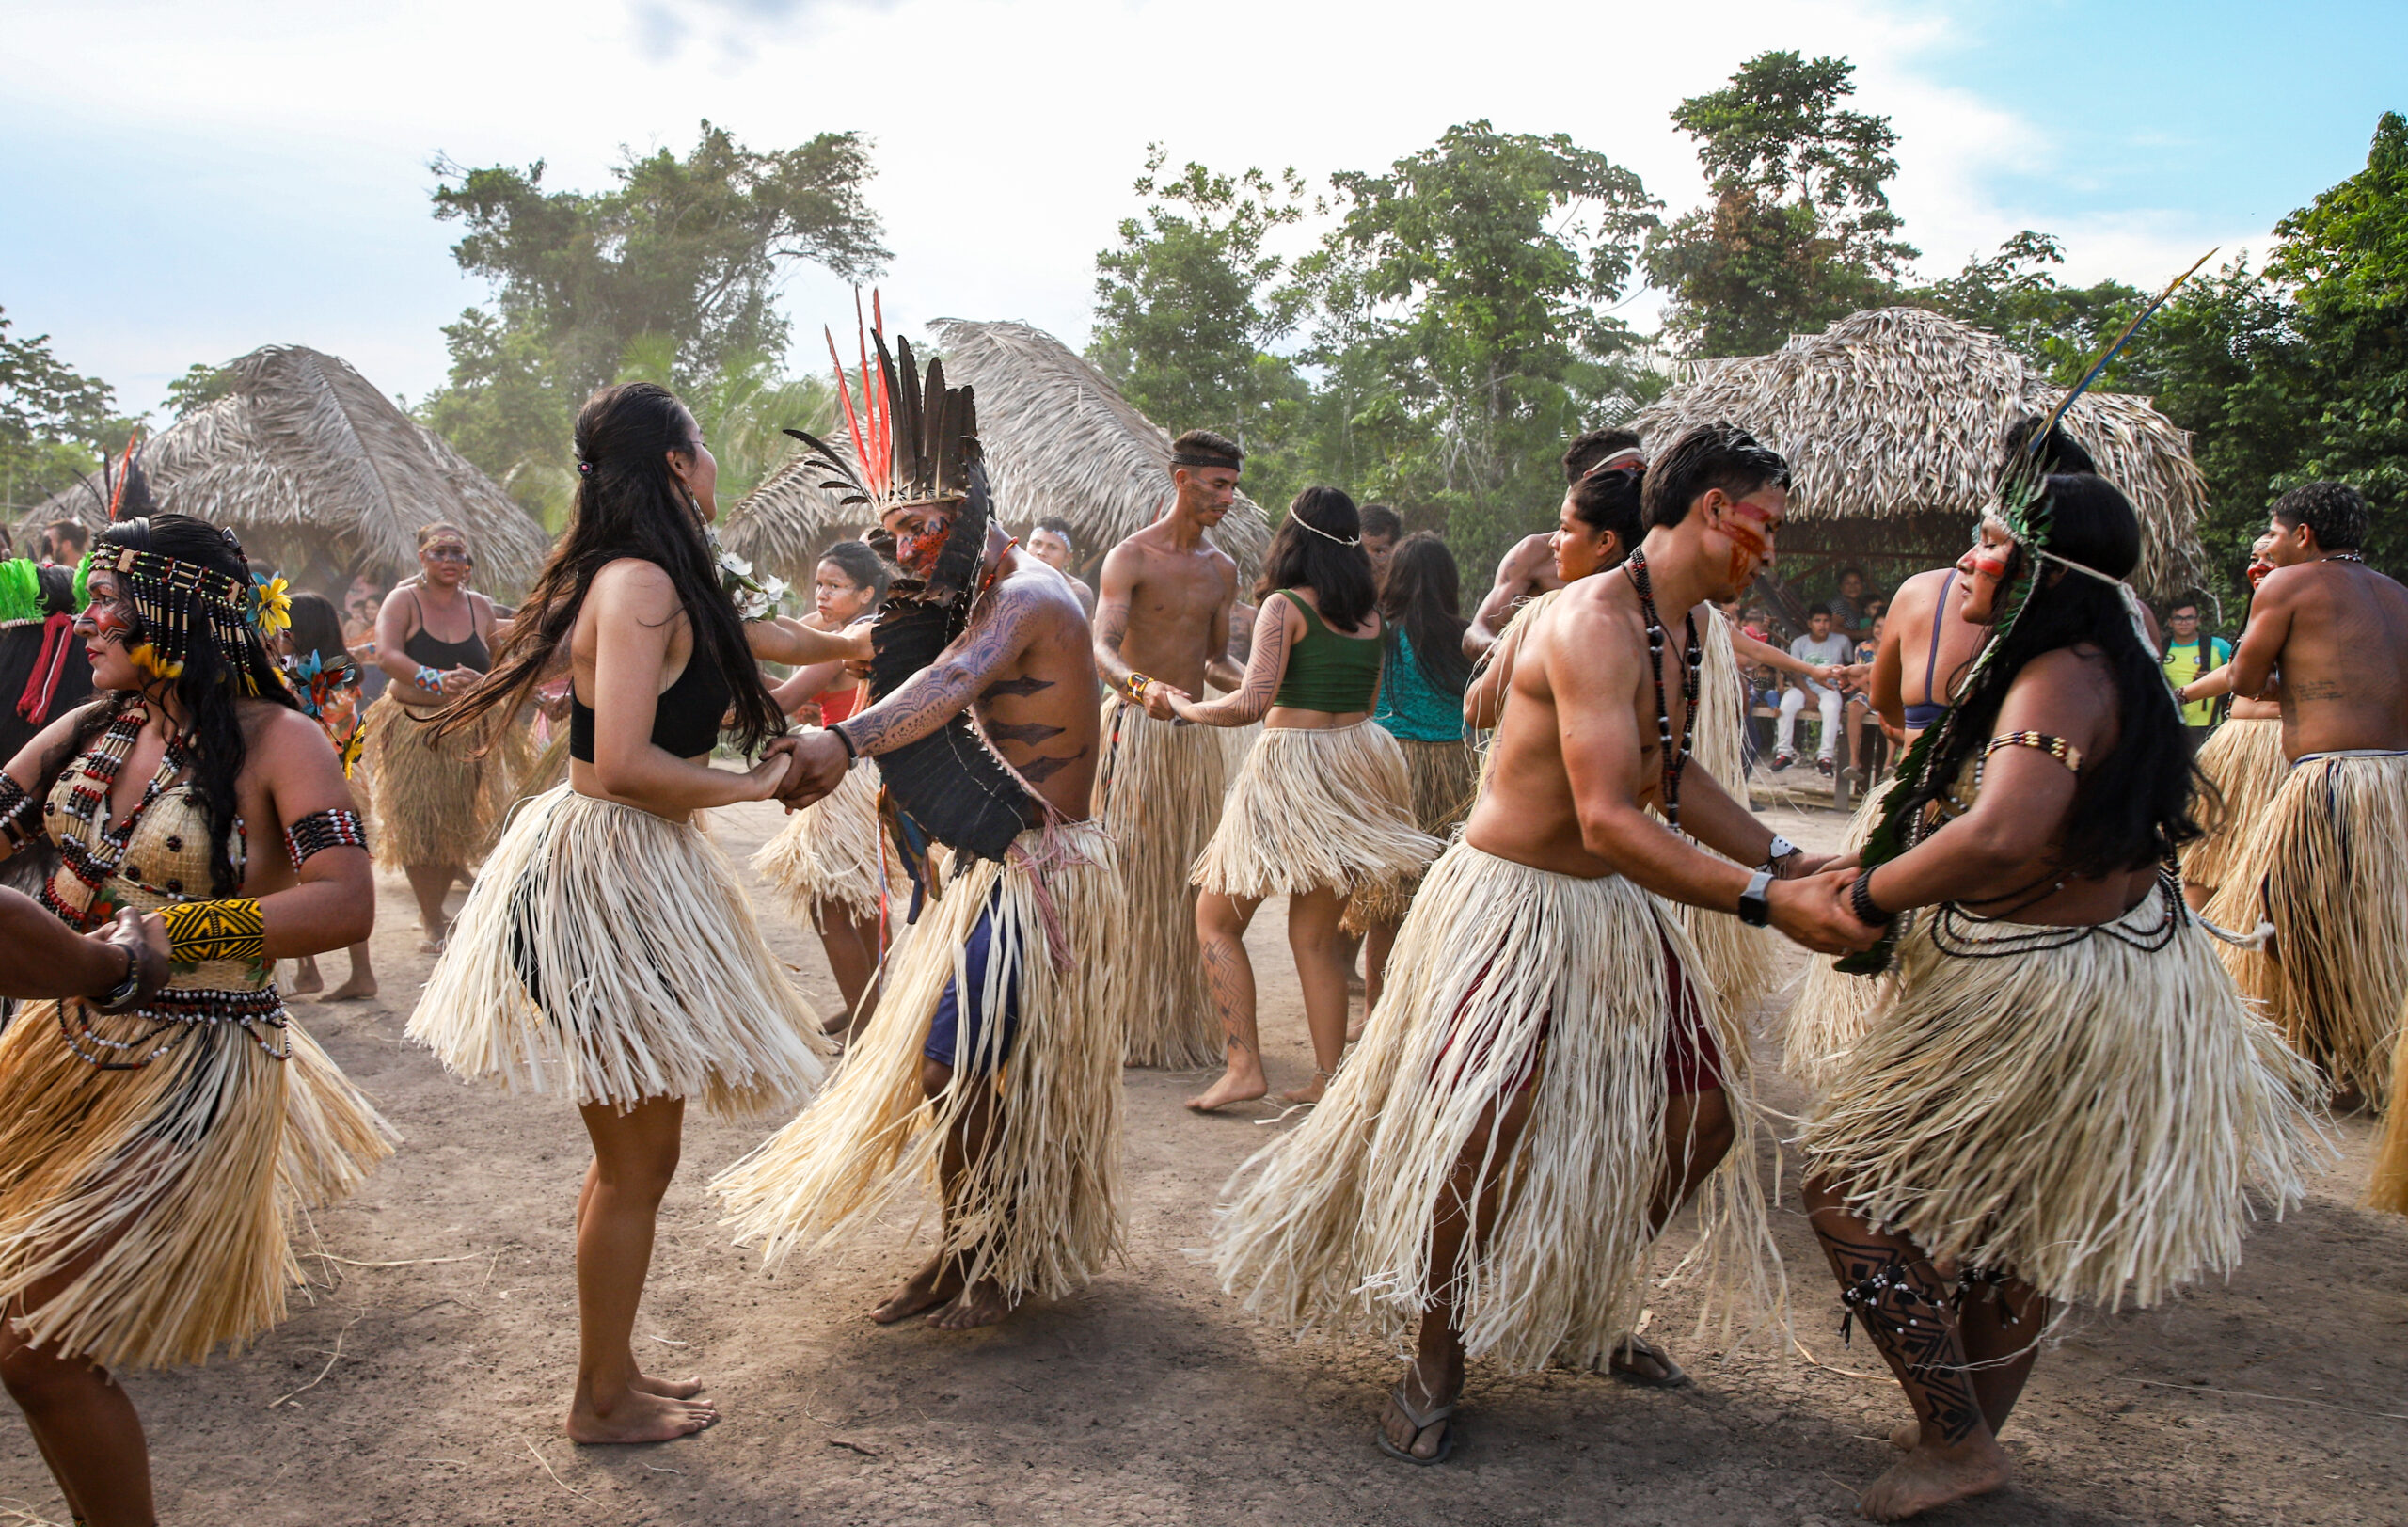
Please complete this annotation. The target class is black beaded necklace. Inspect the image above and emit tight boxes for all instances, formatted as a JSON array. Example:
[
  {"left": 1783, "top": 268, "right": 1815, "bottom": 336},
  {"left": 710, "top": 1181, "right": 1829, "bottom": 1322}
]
[{"left": 1621, "top": 547, "right": 1702, "bottom": 830}]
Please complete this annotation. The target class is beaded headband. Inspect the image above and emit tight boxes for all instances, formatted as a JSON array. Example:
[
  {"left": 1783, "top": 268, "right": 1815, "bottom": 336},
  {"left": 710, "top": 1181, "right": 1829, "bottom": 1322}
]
[{"left": 86, "top": 532, "right": 292, "bottom": 691}]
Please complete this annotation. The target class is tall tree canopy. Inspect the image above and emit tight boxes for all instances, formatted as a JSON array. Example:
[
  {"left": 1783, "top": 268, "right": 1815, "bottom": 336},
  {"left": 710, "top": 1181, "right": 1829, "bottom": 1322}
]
[
  {"left": 1299, "top": 121, "right": 1663, "bottom": 569},
  {"left": 0, "top": 309, "right": 132, "bottom": 518},
  {"left": 416, "top": 121, "right": 885, "bottom": 525},
  {"left": 1088, "top": 148, "right": 1310, "bottom": 466},
  {"left": 1645, "top": 51, "right": 1917, "bottom": 357}
]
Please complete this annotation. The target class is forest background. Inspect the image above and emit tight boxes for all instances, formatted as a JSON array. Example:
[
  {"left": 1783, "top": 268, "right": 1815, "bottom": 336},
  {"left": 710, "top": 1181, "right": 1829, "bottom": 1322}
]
[{"left": 5, "top": 51, "right": 2401, "bottom": 611}]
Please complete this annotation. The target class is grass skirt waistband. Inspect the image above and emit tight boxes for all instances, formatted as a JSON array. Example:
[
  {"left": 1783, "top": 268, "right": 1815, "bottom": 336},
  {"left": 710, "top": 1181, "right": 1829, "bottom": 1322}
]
[
  {"left": 1212, "top": 840, "right": 1779, "bottom": 1373},
  {"left": 1801, "top": 885, "right": 2325, "bottom": 1310},
  {"left": 1091, "top": 696, "right": 1228, "bottom": 1068},
  {"left": 1193, "top": 721, "right": 1440, "bottom": 900},
  {"left": 0, "top": 1004, "right": 395, "bottom": 1370},
  {"left": 406, "top": 785, "right": 832, "bottom": 1118},
  {"left": 714, "top": 820, "right": 1126, "bottom": 1303}
]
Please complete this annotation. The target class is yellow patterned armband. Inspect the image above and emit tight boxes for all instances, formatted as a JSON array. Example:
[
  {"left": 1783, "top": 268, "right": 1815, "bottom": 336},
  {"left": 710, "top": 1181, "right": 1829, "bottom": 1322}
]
[{"left": 161, "top": 898, "right": 265, "bottom": 965}]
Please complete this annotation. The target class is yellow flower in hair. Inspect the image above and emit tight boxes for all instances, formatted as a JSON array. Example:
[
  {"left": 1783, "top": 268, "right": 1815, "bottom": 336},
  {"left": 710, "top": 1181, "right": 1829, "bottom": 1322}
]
[
  {"left": 127, "top": 642, "right": 184, "bottom": 680},
  {"left": 251, "top": 573, "right": 293, "bottom": 635}
]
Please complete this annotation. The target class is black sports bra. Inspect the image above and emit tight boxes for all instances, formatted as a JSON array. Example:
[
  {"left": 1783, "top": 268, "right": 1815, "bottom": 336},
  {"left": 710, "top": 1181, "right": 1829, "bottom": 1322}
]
[
  {"left": 402, "top": 592, "right": 490, "bottom": 674},
  {"left": 569, "top": 643, "right": 732, "bottom": 762}
]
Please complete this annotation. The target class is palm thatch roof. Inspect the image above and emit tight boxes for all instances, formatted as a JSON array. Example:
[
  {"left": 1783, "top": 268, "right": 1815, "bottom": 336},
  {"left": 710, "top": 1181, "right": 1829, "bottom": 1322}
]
[
  {"left": 1628, "top": 307, "right": 2210, "bottom": 600},
  {"left": 23, "top": 345, "right": 550, "bottom": 597},
  {"left": 720, "top": 318, "right": 1272, "bottom": 583}
]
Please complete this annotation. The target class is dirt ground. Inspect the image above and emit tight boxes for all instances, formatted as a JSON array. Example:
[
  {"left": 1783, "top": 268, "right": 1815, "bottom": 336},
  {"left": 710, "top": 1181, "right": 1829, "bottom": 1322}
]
[{"left": 9, "top": 797, "right": 2403, "bottom": 1526}]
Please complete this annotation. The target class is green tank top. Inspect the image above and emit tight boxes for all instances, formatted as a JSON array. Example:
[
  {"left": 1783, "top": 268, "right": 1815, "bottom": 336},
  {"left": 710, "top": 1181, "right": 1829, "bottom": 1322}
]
[{"left": 1272, "top": 590, "right": 1383, "bottom": 713}]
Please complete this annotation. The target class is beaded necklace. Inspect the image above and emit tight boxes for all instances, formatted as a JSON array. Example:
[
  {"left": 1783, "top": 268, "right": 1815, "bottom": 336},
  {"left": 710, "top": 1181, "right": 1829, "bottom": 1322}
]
[
  {"left": 1621, "top": 547, "right": 1702, "bottom": 830},
  {"left": 43, "top": 701, "right": 194, "bottom": 931}
]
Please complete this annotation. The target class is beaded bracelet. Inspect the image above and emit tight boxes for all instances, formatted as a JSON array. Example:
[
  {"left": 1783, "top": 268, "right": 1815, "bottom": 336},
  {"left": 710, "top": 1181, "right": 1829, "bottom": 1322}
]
[
  {"left": 1123, "top": 672, "right": 1154, "bottom": 707},
  {"left": 283, "top": 807, "right": 368, "bottom": 867},
  {"left": 1849, "top": 869, "right": 1893, "bottom": 927},
  {"left": 0, "top": 774, "right": 36, "bottom": 853},
  {"left": 414, "top": 665, "right": 446, "bottom": 692},
  {"left": 161, "top": 898, "right": 266, "bottom": 965}
]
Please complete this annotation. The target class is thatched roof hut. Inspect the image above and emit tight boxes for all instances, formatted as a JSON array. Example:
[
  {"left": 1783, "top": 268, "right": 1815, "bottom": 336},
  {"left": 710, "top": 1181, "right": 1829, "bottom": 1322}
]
[
  {"left": 1628, "top": 308, "right": 2210, "bottom": 601},
  {"left": 721, "top": 318, "right": 1272, "bottom": 584},
  {"left": 23, "top": 344, "right": 550, "bottom": 600}
]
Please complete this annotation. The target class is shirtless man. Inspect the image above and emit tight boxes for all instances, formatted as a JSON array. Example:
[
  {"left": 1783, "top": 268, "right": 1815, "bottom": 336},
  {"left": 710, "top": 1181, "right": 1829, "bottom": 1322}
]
[
  {"left": 1229, "top": 422, "right": 1874, "bottom": 1463},
  {"left": 769, "top": 493, "right": 1108, "bottom": 1329},
  {"left": 2215, "top": 481, "right": 2408, "bottom": 1115},
  {"left": 1027, "top": 518, "right": 1096, "bottom": 616},
  {"left": 1463, "top": 428, "right": 1635, "bottom": 660},
  {"left": 1090, "top": 430, "right": 1246, "bottom": 1066}
]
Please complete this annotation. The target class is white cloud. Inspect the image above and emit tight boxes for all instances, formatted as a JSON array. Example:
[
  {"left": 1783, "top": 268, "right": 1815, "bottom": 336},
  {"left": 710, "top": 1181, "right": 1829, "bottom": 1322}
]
[{"left": 0, "top": 0, "right": 2286, "bottom": 418}]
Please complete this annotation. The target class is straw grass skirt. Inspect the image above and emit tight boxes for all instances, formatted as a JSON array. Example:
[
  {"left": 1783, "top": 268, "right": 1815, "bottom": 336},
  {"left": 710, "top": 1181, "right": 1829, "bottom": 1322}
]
[
  {"left": 1212, "top": 841, "right": 1779, "bottom": 1373},
  {"left": 2180, "top": 718, "right": 2286, "bottom": 899},
  {"left": 1675, "top": 612, "right": 1781, "bottom": 1016},
  {"left": 1194, "top": 722, "right": 1441, "bottom": 900},
  {"left": 1801, "top": 888, "right": 2325, "bottom": 1310},
  {"left": 360, "top": 694, "right": 531, "bottom": 869},
  {"left": 1342, "top": 736, "right": 1479, "bottom": 930},
  {"left": 1091, "top": 696, "right": 1228, "bottom": 1067},
  {"left": 407, "top": 785, "right": 832, "bottom": 1118},
  {"left": 1780, "top": 789, "right": 1890, "bottom": 1088},
  {"left": 752, "top": 755, "right": 893, "bottom": 928},
  {"left": 0, "top": 1006, "right": 396, "bottom": 1371},
  {"left": 713, "top": 821, "right": 1125, "bottom": 1302},
  {"left": 2204, "top": 752, "right": 2408, "bottom": 1109}
]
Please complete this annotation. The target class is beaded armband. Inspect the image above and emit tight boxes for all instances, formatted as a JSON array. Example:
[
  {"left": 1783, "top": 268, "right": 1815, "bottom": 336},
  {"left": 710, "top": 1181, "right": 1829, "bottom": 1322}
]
[
  {"left": 161, "top": 898, "right": 265, "bottom": 965},
  {"left": 1121, "top": 672, "right": 1154, "bottom": 707},
  {"left": 0, "top": 774, "right": 37, "bottom": 853},
  {"left": 415, "top": 665, "right": 446, "bottom": 692},
  {"left": 283, "top": 807, "right": 368, "bottom": 867},
  {"left": 1982, "top": 731, "right": 2083, "bottom": 774}
]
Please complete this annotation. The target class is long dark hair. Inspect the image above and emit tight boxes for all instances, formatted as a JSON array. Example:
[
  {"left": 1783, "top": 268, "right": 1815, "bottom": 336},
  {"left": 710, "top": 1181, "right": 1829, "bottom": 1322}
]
[
  {"left": 65, "top": 515, "right": 302, "bottom": 895},
  {"left": 1258, "top": 486, "right": 1375, "bottom": 631},
  {"left": 439, "top": 383, "right": 784, "bottom": 754},
  {"left": 819, "top": 539, "right": 893, "bottom": 605},
  {"left": 1900, "top": 473, "right": 2202, "bottom": 878},
  {"left": 1379, "top": 532, "right": 1469, "bottom": 695}
]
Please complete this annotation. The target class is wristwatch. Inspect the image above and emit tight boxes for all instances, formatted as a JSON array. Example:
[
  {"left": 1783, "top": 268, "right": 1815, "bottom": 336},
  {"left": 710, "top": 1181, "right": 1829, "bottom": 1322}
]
[
  {"left": 1737, "top": 867, "right": 1775, "bottom": 928},
  {"left": 92, "top": 943, "right": 143, "bottom": 1013}
]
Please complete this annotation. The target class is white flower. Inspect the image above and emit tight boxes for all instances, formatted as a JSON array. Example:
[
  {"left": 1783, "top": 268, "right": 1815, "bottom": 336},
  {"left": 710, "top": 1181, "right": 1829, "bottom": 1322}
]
[{"left": 717, "top": 549, "right": 752, "bottom": 579}]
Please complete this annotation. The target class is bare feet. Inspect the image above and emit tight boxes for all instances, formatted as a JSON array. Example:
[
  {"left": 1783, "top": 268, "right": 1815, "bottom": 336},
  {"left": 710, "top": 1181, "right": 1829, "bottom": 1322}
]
[
  {"left": 1278, "top": 1071, "right": 1332, "bottom": 1105},
  {"left": 1186, "top": 1062, "right": 1269, "bottom": 1113},
  {"left": 1379, "top": 1353, "right": 1462, "bottom": 1462},
  {"left": 927, "top": 1278, "right": 1014, "bottom": 1331},
  {"left": 629, "top": 1366, "right": 705, "bottom": 1401},
  {"left": 290, "top": 956, "right": 325, "bottom": 994},
  {"left": 325, "top": 972, "right": 378, "bottom": 1001},
  {"left": 872, "top": 1255, "right": 962, "bottom": 1325},
  {"left": 566, "top": 1385, "right": 717, "bottom": 1444},
  {"left": 1857, "top": 1434, "right": 2009, "bottom": 1521}
]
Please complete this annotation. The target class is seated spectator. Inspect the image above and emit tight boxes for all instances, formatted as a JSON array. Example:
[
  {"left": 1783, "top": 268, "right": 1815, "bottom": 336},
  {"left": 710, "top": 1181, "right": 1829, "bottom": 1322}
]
[
  {"left": 1825, "top": 565, "right": 1873, "bottom": 640},
  {"left": 1774, "top": 609, "right": 1855, "bottom": 774}
]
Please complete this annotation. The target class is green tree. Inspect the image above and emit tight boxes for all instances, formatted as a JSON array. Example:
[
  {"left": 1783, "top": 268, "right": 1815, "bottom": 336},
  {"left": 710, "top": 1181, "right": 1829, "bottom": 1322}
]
[
  {"left": 165, "top": 361, "right": 236, "bottom": 419},
  {"left": 0, "top": 308, "right": 133, "bottom": 517},
  {"left": 417, "top": 121, "right": 886, "bottom": 525},
  {"left": 1302, "top": 120, "right": 1664, "bottom": 571},
  {"left": 1645, "top": 51, "right": 1917, "bottom": 357},
  {"left": 1088, "top": 147, "right": 1312, "bottom": 499},
  {"left": 1906, "top": 231, "right": 2147, "bottom": 383}
]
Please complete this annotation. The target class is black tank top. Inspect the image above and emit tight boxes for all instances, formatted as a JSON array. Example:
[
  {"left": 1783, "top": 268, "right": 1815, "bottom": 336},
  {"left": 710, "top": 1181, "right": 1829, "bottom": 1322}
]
[
  {"left": 569, "top": 640, "right": 734, "bottom": 762},
  {"left": 402, "top": 591, "right": 490, "bottom": 674}
]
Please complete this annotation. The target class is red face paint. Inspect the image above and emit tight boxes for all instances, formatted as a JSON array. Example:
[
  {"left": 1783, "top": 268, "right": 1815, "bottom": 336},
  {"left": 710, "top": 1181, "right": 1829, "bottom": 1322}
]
[
  {"left": 2246, "top": 558, "right": 2273, "bottom": 590},
  {"left": 1721, "top": 502, "right": 1774, "bottom": 587},
  {"left": 1972, "top": 550, "right": 2012, "bottom": 580}
]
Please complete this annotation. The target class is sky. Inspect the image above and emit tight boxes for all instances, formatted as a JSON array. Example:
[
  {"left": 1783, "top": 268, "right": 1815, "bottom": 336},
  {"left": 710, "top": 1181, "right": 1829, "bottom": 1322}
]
[{"left": 3, "top": 0, "right": 2401, "bottom": 420}]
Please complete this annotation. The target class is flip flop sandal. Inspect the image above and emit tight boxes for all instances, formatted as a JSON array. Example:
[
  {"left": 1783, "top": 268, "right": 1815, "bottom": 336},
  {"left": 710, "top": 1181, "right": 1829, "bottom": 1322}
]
[
  {"left": 1375, "top": 1382, "right": 1458, "bottom": 1466},
  {"left": 1607, "top": 1335, "right": 1689, "bottom": 1389}
]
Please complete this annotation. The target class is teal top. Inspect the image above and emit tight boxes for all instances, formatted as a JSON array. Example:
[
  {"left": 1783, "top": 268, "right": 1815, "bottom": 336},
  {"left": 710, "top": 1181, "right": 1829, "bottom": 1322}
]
[
  {"left": 1270, "top": 590, "right": 1383, "bottom": 713},
  {"left": 1375, "top": 629, "right": 1465, "bottom": 742}
]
